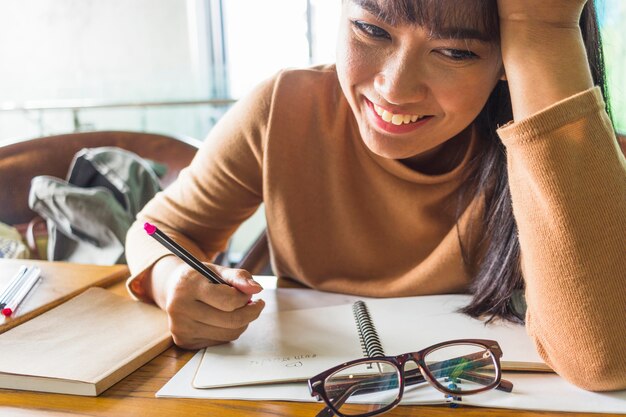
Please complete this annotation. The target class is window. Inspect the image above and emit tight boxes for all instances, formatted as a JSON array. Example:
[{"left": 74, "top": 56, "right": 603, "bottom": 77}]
[
  {"left": 599, "top": 0, "right": 626, "bottom": 132},
  {"left": 223, "top": 0, "right": 339, "bottom": 98},
  {"left": 0, "top": 0, "right": 340, "bottom": 143},
  {"left": 0, "top": 0, "right": 622, "bottom": 143}
]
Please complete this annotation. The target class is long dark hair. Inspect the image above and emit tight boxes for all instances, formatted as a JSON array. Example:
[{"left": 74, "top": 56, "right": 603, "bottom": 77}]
[
  {"left": 359, "top": 0, "right": 610, "bottom": 323},
  {"left": 460, "top": 1, "right": 610, "bottom": 323}
]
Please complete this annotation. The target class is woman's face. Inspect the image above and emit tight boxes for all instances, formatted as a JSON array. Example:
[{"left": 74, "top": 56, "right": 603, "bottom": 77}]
[{"left": 337, "top": 0, "right": 504, "bottom": 164}]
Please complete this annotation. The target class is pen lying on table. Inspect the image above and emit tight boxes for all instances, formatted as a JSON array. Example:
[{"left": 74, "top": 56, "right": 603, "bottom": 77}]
[
  {"left": 143, "top": 222, "right": 230, "bottom": 286},
  {"left": 0, "top": 265, "right": 28, "bottom": 309},
  {"left": 0, "top": 265, "right": 42, "bottom": 317}
]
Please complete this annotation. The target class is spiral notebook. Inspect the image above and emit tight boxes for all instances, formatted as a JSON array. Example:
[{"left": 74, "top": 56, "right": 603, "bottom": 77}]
[{"left": 192, "top": 295, "right": 548, "bottom": 389}]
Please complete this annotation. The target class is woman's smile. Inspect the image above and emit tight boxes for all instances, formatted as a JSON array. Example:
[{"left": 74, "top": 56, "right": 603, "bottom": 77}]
[{"left": 364, "top": 96, "right": 434, "bottom": 135}]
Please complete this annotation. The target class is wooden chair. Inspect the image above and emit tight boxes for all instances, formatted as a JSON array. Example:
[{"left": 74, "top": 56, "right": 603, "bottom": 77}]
[
  {"left": 235, "top": 228, "right": 271, "bottom": 275},
  {"left": 0, "top": 131, "right": 200, "bottom": 260},
  {"left": 0, "top": 131, "right": 201, "bottom": 225},
  {"left": 0, "top": 130, "right": 271, "bottom": 273}
]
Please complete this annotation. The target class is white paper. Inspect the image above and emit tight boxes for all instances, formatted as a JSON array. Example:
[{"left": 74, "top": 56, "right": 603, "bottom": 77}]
[
  {"left": 159, "top": 350, "right": 626, "bottom": 413},
  {"left": 252, "top": 284, "right": 364, "bottom": 313},
  {"left": 159, "top": 286, "right": 626, "bottom": 413},
  {"left": 159, "top": 350, "right": 314, "bottom": 401},
  {"left": 460, "top": 373, "right": 626, "bottom": 413},
  {"left": 364, "top": 296, "right": 546, "bottom": 367},
  {"left": 193, "top": 299, "right": 367, "bottom": 388}
]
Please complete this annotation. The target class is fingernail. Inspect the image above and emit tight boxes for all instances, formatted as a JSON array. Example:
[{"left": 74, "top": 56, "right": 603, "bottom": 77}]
[{"left": 247, "top": 278, "right": 262, "bottom": 288}]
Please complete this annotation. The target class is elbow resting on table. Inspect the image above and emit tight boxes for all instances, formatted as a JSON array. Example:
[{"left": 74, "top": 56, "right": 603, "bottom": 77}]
[{"left": 534, "top": 339, "right": 626, "bottom": 392}]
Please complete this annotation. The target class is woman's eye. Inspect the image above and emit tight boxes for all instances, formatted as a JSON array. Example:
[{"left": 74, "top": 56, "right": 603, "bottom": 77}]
[
  {"left": 437, "top": 49, "right": 478, "bottom": 61},
  {"left": 352, "top": 20, "right": 391, "bottom": 40}
]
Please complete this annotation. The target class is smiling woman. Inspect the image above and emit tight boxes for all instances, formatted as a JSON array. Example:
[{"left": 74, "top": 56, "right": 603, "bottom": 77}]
[
  {"left": 336, "top": 0, "right": 504, "bottom": 163},
  {"left": 124, "top": 0, "right": 626, "bottom": 393}
]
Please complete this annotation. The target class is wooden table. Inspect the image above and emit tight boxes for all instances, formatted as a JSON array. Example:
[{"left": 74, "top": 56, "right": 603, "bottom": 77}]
[{"left": 0, "top": 262, "right": 620, "bottom": 417}]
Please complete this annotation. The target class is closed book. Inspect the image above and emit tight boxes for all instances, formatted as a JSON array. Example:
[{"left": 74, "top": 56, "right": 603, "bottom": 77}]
[{"left": 0, "top": 287, "right": 171, "bottom": 396}]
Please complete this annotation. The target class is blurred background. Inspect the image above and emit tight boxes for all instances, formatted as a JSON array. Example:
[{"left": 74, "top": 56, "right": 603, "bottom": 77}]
[
  {"left": 0, "top": 0, "right": 623, "bottom": 145},
  {"left": 0, "top": 0, "right": 340, "bottom": 143},
  {"left": 0, "top": 0, "right": 341, "bottom": 262},
  {"left": 0, "top": 0, "right": 623, "bottom": 261}
]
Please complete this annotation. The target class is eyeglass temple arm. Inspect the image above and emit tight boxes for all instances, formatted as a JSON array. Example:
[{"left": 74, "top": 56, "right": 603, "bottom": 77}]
[{"left": 428, "top": 368, "right": 513, "bottom": 393}]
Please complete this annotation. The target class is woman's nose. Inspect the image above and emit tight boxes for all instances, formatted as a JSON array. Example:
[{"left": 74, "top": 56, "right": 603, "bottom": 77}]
[{"left": 374, "top": 54, "right": 429, "bottom": 105}]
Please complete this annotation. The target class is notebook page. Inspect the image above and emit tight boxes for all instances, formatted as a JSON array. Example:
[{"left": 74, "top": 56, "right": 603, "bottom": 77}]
[
  {"left": 193, "top": 303, "right": 364, "bottom": 388},
  {"left": 365, "top": 295, "right": 547, "bottom": 370},
  {"left": 193, "top": 294, "right": 547, "bottom": 389}
]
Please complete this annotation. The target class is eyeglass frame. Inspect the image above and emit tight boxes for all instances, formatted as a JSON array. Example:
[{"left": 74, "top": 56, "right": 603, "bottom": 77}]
[{"left": 308, "top": 338, "right": 514, "bottom": 417}]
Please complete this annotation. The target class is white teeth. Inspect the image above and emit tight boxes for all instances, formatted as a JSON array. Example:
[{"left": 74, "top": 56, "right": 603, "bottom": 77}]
[
  {"left": 373, "top": 103, "right": 424, "bottom": 125},
  {"left": 391, "top": 114, "right": 404, "bottom": 125}
]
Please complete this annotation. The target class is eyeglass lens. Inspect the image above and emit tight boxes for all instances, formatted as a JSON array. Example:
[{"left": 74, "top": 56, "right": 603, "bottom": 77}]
[
  {"left": 421, "top": 343, "right": 498, "bottom": 394},
  {"left": 324, "top": 360, "right": 400, "bottom": 416}
]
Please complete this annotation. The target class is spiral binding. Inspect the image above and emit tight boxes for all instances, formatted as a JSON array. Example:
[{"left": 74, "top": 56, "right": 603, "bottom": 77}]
[{"left": 352, "top": 301, "right": 385, "bottom": 358}]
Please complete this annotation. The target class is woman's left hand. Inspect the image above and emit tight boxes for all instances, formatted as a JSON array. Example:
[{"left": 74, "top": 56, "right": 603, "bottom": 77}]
[
  {"left": 496, "top": 0, "right": 587, "bottom": 28},
  {"left": 496, "top": 0, "right": 594, "bottom": 120}
]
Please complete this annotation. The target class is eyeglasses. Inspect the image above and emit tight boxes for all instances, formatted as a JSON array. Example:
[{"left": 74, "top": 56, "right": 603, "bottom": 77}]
[{"left": 308, "top": 339, "right": 514, "bottom": 417}]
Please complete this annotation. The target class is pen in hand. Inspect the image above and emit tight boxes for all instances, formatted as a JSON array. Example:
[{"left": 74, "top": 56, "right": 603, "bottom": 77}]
[
  {"left": 144, "top": 222, "right": 230, "bottom": 286},
  {"left": 144, "top": 222, "right": 263, "bottom": 348}
]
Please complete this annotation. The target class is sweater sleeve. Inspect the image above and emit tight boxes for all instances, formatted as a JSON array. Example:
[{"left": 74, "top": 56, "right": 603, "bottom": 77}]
[
  {"left": 124, "top": 75, "right": 275, "bottom": 301},
  {"left": 497, "top": 87, "right": 626, "bottom": 391}
]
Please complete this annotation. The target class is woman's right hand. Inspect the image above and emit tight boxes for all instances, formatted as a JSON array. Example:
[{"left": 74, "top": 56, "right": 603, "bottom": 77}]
[{"left": 149, "top": 255, "right": 265, "bottom": 349}]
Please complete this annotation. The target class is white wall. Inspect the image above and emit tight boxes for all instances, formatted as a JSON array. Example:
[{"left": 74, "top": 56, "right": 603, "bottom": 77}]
[
  {"left": 0, "top": 0, "right": 202, "bottom": 100},
  {"left": 0, "top": 0, "right": 212, "bottom": 141}
]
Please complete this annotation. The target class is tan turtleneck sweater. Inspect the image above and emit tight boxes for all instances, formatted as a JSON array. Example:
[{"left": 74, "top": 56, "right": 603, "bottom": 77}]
[{"left": 125, "top": 65, "right": 626, "bottom": 391}]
